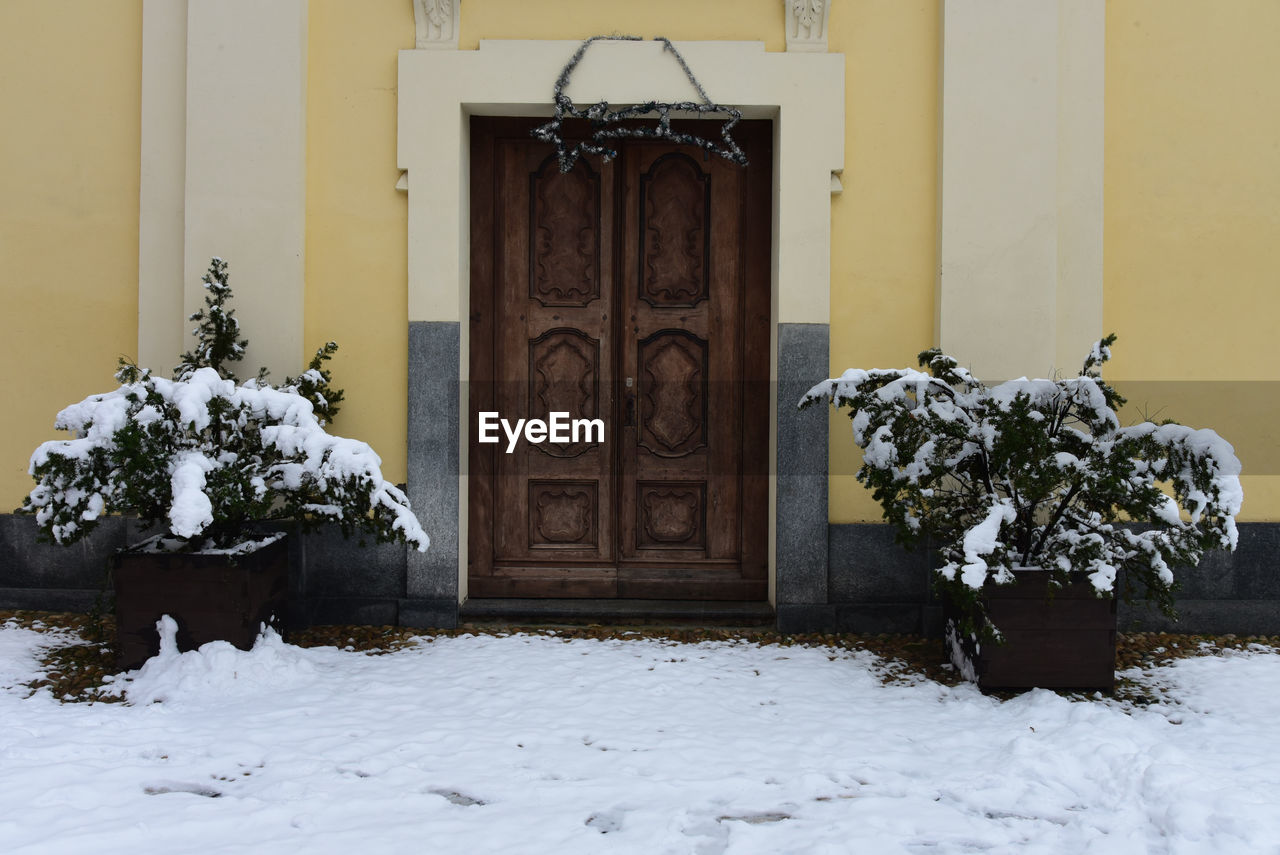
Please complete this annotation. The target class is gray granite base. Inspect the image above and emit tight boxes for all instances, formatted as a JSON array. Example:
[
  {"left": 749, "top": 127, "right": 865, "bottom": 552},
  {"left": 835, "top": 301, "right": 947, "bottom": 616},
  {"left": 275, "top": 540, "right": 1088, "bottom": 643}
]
[
  {"left": 775, "top": 323, "right": 830, "bottom": 630},
  {"left": 302, "top": 598, "right": 400, "bottom": 628},
  {"left": 1116, "top": 522, "right": 1280, "bottom": 634},
  {"left": 3, "top": 514, "right": 1279, "bottom": 635},
  {"left": 399, "top": 598, "right": 460, "bottom": 630},
  {"left": 1, "top": 513, "right": 128, "bottom": 593},
  {"left": 821, "top": 522, "right": 1280, "bottom": 637},
  {"left": 406, "top": 320, "right": 460, "bottom": 625},
  {"left": 817, "top": 523, "right": 941, "bottom": 634},
  {"left": 0, "top": 586, "right": 105, "bottom": 612}
]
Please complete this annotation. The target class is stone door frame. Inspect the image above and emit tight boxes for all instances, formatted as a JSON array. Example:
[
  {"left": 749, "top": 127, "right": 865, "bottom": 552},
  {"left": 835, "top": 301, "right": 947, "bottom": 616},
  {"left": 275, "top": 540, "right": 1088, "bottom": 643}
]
[{"left": 396, "top": 39, "right": 844, "bottom": 626}]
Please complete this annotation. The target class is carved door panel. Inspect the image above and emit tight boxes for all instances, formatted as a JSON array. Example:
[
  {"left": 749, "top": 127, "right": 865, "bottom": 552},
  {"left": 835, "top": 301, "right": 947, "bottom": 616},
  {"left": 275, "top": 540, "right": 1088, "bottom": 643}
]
[
  {"left": 470, "top": 123, "right": 619, "bottom": 597},
  {"left": 614, "top": 140, "right": 770, "bottom": 599},
  {"left": 469, "top": 118, "right": 770, "bottom": 600}
]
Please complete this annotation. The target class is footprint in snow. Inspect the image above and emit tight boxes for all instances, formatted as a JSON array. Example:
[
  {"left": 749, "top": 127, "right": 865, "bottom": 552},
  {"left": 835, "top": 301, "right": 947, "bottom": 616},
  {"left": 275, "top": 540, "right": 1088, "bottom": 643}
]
[
  {"left": 585, "top": 809, "right": 625, "bottom": 833},
  {"left": 428, "top": 789, "right": 486, "bottom": 806},
  {"left": 143, "top": 781, "right": 222, "bottom": 798},
  {"left": 717, "top": 812, "right": 791, "bottom": 825}
]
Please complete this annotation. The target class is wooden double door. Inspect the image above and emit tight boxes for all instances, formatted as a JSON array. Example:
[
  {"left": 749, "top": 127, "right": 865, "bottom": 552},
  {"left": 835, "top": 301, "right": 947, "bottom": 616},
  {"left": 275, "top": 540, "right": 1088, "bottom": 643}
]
[{"left": 468, "top": 117, "right": 771, "bottom": 600}]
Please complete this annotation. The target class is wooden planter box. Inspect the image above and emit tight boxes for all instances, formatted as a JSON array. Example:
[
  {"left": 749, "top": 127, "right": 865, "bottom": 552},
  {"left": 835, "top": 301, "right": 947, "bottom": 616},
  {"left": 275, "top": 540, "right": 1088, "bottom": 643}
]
[
  {"left": 112, "top": 534, "right": 290, "bottom": 670},
  {"left": 945, "top": 569, "right": 1117, "bottom": 691}
]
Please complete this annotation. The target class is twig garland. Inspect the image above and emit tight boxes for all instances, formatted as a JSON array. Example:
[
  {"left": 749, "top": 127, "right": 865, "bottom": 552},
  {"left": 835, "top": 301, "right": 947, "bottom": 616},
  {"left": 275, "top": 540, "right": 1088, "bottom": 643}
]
[{"left": 531, "top": 35, "right": 748, "bottom": 173}]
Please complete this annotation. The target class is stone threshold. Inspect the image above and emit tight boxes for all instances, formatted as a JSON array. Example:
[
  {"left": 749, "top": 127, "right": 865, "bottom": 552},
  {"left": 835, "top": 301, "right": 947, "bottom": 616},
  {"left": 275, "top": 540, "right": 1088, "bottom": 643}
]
[{"left": 459, "top": 598, "right": 775, "bottom": 627}]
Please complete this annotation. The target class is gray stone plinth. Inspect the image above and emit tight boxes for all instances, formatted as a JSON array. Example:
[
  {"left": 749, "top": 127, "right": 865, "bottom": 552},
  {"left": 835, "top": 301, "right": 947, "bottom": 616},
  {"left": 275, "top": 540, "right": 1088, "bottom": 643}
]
[
  {"left": 2, "top": 509, "right": 1279, "bottom": 636},
  {"left": 406, "top": 321, "right": 460, "bottom": 625},
  {"left": 828, "top": 524, "right": 933, "bottom": 603},
  {"left": 776, "top": 323, "right": 829, "bottom": 607},
  {"left": 304, "top": 597, "right": 400, "bottom": 628},
  {"left": 832, "top": 604, "right": 932, "bottom": 635},
  {"left": 0, "top": 587, "right": 102, "bottom": 612},
  {"left": 1120, "top": 598, "right": 1280, "bottom": 635},
  {"left": 399, "top": 598, "right": 459, "bottom": 629},
  {"left": 299, "top": 527, "right": 406, "bottom": 599},
  {"left": 0, "top": 511, "right": 124, "bottom": 604}
]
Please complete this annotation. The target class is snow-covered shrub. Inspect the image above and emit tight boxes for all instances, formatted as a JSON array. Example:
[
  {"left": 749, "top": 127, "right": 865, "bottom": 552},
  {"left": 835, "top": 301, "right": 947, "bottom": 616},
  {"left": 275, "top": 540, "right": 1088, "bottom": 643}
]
[
  {"left": 801, "top": 335, "right": 1241, "bottom": 636},
  {"left": 24, "top": 258, "right": 427, "bottom": 553}
]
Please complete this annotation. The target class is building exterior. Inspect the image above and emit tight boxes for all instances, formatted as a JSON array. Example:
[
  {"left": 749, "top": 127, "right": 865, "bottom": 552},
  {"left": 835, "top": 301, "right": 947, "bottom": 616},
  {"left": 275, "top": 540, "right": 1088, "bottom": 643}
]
[{"left": 2, "top": 0, "right": 1277, "bottom": 632}]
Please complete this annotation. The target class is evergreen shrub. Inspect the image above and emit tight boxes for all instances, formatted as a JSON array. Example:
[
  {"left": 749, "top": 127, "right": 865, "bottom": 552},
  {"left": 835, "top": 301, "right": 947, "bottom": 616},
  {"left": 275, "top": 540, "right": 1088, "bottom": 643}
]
[
  {"left": 801, "top": 336, "right": 1242, "bottom": 637},
  {"left": 24, "top": 259, "right": 427, "bottom": 553}
]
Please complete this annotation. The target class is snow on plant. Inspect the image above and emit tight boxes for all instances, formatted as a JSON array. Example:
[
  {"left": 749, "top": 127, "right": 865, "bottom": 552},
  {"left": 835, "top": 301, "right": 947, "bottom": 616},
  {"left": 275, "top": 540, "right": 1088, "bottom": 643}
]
[
  {"left": 175, "top": 257, "right": 344, "bottom": 426},
  {"left": 24, "top": 258, "right": 426, "bottom": 553},
  {"left": 801, "top": 335, "right": 1242, "bottom": 636}
]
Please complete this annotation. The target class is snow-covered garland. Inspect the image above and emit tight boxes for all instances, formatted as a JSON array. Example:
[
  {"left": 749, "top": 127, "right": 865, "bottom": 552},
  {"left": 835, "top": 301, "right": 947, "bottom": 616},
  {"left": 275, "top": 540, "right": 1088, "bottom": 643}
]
[
  {"left": 25, "top": 259, "right": 428, "bottom": 554},
  {"left": 801, "top": 336, "right": 1243, "bottom": 637},
  {"left": 531, "top": 35, "right": 748, "bottom": 173}
]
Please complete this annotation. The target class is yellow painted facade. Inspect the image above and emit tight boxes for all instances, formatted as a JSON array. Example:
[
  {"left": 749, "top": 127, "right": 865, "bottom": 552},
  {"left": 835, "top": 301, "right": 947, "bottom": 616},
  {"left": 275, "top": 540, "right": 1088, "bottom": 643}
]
[
  {"left": 304, "top": 0, "right": 415, "bottom": 486},
  {"left": 0, "top": 0, "right": 1276, "bottom": 526},
  {"left": 826, "top": 0, "right": 940, "bottom": 522},
  {"left": 1105, "top": 0, "right": 1280, "bottom": 521},
  {"left": 0, "top": 1, "right": 142, "bottom": 507},
  {"left": 458, "top": 0, "right": 787, "bottom": 51}
]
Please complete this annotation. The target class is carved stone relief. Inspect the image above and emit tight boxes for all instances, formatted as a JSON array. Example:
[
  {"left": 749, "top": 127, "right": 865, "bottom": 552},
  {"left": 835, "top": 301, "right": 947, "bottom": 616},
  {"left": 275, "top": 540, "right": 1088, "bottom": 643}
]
[
  {"left": 785, "top": 0, "right": 831, "bottom": 52},
  {"left": 414, "top": 0, "right": 460, "bottom": 50}
]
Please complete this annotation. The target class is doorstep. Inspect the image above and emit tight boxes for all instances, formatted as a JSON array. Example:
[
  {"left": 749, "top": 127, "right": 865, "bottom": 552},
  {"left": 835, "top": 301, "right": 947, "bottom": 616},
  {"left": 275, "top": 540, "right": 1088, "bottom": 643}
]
[{"left": 458, "top": 598, "right": 775, "bottom": 628}]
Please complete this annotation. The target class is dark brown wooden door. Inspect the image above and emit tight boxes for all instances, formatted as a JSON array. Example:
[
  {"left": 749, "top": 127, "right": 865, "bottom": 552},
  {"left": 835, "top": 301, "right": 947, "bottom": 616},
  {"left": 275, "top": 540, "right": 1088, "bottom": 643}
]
[{"left": 468, "top": 117, "right": 770, "bottom": 600}]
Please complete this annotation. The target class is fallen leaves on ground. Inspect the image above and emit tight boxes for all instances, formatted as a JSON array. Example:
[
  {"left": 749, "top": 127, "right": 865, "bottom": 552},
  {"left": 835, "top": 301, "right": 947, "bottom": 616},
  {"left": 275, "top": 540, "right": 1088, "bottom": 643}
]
[{"left": 3, "top": 609, "right": 1275, "bottom": 706}]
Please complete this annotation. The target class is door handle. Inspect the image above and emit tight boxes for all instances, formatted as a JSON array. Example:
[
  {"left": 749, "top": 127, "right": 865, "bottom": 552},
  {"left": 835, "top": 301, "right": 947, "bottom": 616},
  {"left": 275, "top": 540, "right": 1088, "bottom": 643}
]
[{"left": 624, "top": 377, "right": 636, "bottom": 427}]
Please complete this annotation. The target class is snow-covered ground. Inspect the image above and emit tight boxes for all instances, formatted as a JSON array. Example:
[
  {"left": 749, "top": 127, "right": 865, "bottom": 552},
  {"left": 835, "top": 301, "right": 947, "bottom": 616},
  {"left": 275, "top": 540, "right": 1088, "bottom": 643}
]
[{"left": 2, "top": 620, "right": 1279, "bottom": 854}]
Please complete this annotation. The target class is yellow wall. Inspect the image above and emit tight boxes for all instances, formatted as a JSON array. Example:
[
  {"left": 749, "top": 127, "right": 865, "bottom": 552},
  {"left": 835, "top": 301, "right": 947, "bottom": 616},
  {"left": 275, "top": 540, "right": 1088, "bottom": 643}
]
[
  {"left": 8, "top": 0, "right": 1271, "bottom": 525},
  {"left": 827, "top": 1, "right": 941, "bottom": 522},
  {"left": 305, "top": 0, "right": 415, "bottom": 484},
  {"left": 459, "top": 0, "right": 786, "bottom": 50},
  {"left": 1106, "top": 0, "right": 1280, "bottom": 520},
  {"left": 0, "top": 1, "right": 142, "bottom": 509}
]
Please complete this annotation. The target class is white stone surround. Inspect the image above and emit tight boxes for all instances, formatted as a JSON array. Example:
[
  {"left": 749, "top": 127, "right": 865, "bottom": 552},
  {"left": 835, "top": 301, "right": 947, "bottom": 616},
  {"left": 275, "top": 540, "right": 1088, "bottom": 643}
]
[
  {"left": 938, "top": 0, "right": 1105, "bottom": 380},
  {"left": 139, "top": 0, "right": 309, "bottom": 378},
  {"left": 397, "top": 38, "right": 846, "bottom": 600}
]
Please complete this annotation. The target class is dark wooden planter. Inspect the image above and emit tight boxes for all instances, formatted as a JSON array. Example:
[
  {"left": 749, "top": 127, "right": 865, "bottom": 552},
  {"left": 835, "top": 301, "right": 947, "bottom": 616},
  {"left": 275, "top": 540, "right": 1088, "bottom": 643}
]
[
  {"left": 112, "top": 534, "right": 290, "bottom": 670},
  {"left": 945, "top": 569, "right": 1117, "bottom": 691}
]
